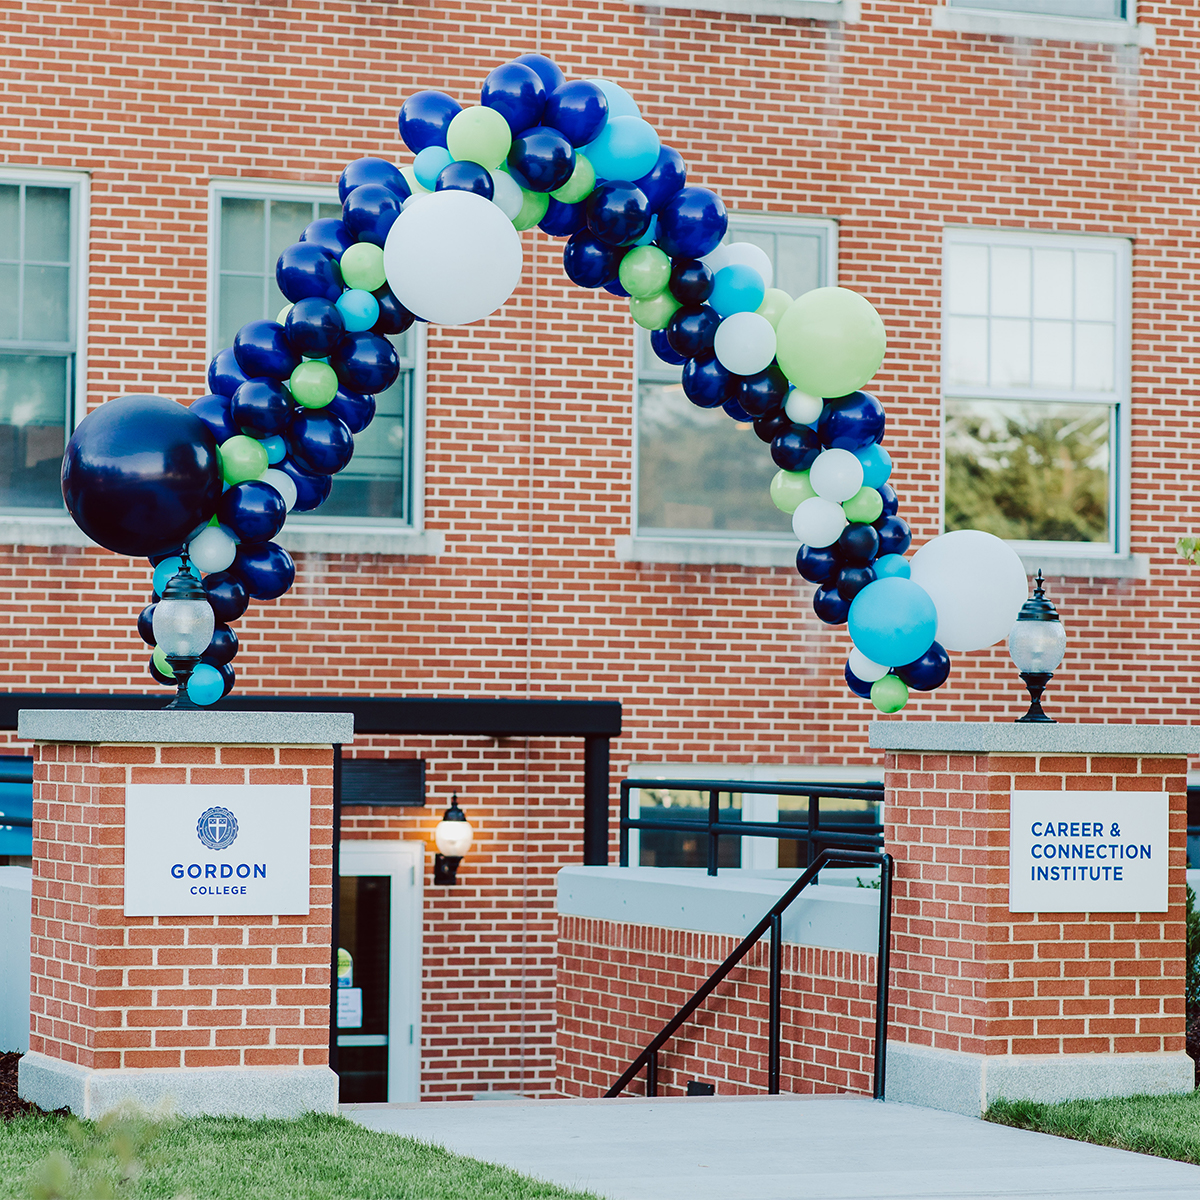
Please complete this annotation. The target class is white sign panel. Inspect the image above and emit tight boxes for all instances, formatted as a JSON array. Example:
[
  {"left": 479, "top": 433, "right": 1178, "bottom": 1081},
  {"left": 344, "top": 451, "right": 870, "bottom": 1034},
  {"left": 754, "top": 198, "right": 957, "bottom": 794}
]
[
  {"left": 1009, "top": 791, "right": 1168, "bottom": 914},
  {"left": 337, "top": 988, "right": 363, "bottom": 1029},
  {"left": 124, "top": 785, "right": 311, "bottom": 916}
]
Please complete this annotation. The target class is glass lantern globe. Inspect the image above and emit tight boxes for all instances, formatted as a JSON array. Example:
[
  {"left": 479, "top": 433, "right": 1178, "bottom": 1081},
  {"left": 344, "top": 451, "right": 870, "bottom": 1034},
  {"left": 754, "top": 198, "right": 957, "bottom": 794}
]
[
  {"left": 151, "top": 556, "right": 214, "bottom": 709},
  {"left": 433, "top": 794, "right": 473, "bottom": 884},
  {"left": 1007, "top": 570, "right": 1066, "bottom": 723}
]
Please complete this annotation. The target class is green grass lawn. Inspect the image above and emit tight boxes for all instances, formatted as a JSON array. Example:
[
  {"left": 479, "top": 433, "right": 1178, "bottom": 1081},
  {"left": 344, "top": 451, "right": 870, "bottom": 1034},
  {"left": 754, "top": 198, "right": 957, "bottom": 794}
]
[
  {"left": 0, "top": 1111, "right": 600, "bottom": 1200},
  {"left": 986, "top": 1091, "right": 1200, "bottom": 1165}
]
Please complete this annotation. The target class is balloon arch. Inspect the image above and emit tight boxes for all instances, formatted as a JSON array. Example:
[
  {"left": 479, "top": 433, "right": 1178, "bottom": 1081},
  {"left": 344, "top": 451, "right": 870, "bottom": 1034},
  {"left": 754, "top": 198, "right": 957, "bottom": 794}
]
[{"left": 61, "top": 53, "right": 1028, "bottom": 710}]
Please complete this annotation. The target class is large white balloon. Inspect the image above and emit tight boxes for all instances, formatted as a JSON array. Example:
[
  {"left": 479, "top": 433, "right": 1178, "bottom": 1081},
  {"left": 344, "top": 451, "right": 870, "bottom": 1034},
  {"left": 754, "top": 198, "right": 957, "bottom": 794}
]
[
  {"left": 809, "top": 448, "right": 864, "bottom": 503},
  {"left": 713, "top": 312, "right": 777, "bottom": 376},
  {"left": 489, "top": 169, "right": 525, "bottom": 221},
  {"left": 188, "top": 525, "right": 237, "bottom": 573},
  {"left": 792, "top": 497, "right": 847, "bottom": 549},
  {"left": 722, "top": 241, "right": 774, "bottom": 290},
  {"left": 383, "top": 189, "right": 523, "bottom": 326},
  {"left": 908, "top": 530, "right": 1028, "bottom": 652}
]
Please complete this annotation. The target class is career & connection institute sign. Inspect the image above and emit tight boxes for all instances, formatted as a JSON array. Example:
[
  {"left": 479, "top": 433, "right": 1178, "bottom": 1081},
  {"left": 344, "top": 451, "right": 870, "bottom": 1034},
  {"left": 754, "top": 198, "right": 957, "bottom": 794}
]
[
  {"left": 1009, "top": 791, "right": 1168, "bottom": 914},
  {"left": 124, "top": 785, "right": 311, "bottom": 916}
]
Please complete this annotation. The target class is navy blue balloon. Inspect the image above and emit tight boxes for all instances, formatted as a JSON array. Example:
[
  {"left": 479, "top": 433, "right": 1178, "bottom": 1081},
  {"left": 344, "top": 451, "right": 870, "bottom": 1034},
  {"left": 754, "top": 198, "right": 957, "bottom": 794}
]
[
  {"left": 331, "top": 331, "right": 400, "bottom": 394},
  {"left": 287, "top": 410, "right": 354, "bottom": 476},
  {"left": 813, "top": 584, "right": 851, "bottom": 626},
  {"left": 508, "top": 126, "right": 575, "bottom": 193},
  {"left": 837, "top": 564, "right": 876, "bottom": 602},
  {"left": 189, "top": 393, "right": 239, "bottom": 443},
  {"left": 61, "top": 395, "right": 221, "bottom": 558},
  {"left": 681, "top": 353, "right": 734, "bottom": 409},
  {"left": 543, "top": 80, "right": 608, "bottom": 147},
  {"left": 217, "top": 480, "right": 287, "bottom": 543},
  {"left": 207, "top": 348, "right": 249, "bottom": 399},
  {"left": 231, "top": 540, "right": 295, "bottom": 602},
  {"left": 301, "top": 217, "right": 356, "bottom": 261},
  {"left": 669, "top": 259, "right": 713, "bottom": 306},
  {"left": 736, "top": 364, "right": 790, "bottom": 417},
  {"left": 656, "top": 186, "right": 727, "bottom": 259},
  {"left": 435, "top": 160, "right": 494, "bottom": 200},
  {"left": 338, "top": 157, "right": 410, "bottom": 204},
  {"left": 539, "top": 197, "right": 587, "bottom": 237},
  {"left": 844, "top": 663, "right": 874, "bottom": 700},
  {"left": 202, "top": 570, "right": 248, "bottom": 623},
  {"left": 634, "top": 146, "right": 687, "bottom": 213},
  {"left": 875, "top": 515, "right": 912, "bottom": 557},
  {"left": 754, "top": 409, "right": 791, "bottom": 444},
  {"left": 398, "top": 90, "right": 462, "bottom": 153},
  {"left": 722, "top": 399, "right": 753, "bottom": 423},
  {"left": 218, "top": 662, "right": 236, "bottom": 697},
  {"left": 877, "top": 483, "right": 899, "bottom": 518},
  {"left": 233, "top": 320, "right": 299, "bottom": 381},
  {"left": 342, "top": 184, "right": 403, "bottom": 248},
  {"left": 276, "top": 242, "right": 343, "bottom": 304},
  {"left": 649, "top": 328, "right": 687, "bottom": 366},
  {"left": 202, "top": 623, "right": 239, "bottom": 668},
  {"left": 327, "top": 387, "right": 376, "bottom": 435},
  {"left": 603, "top": 279, "right": 630, "bottom": 297},
  {"left": 285, "top": 297, "right": 345, "bottom": 359},
  {"left": 138, "top": 603, "right": 156, "bottom": 646},
  {"left": 839, "top": 522, "right": 880, "bottom": 565},
  {"left": 149, "top": 656, "right": 173, "bottom": 686},
  {"left": 482, "top": 62, "right": 547, "bottom": 133},
  {"left": 372, "top": 286, "right": 416, "bottom": 336},
  {"left": 770, "top": 426, "right": 820, "bottom": 471},
  {"left": 513, "top": 53, "right": 565, "bottom": 94},
  {"left": 586, "top": 182, "right": 652, "bottom": 246},
  {"left": 231, "top": 379, "right": 292, "bottom": 439},
  {"left": 896, "top": 642, "right": 951, "bottom": 691},
  {"left": 818, "top": 390, "right": 886, "bottom": 451},
  {"left": 563, "top": 231, "right": 624, "bottom": 289},
  {"left": 667, "top": 306, "right": 720, "bottom": 359},
  {"left": 796, "top": 544, "right": 839, "bottom": 585},
  {"left": 277, "top": 456, "right": 333, "bottom": 511}
]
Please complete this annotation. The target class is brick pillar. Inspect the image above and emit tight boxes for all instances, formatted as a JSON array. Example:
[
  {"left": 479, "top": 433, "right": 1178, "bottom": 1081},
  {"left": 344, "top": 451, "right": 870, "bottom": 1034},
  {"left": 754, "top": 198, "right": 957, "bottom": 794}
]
[
  {"left": 16, "top": 708, "right": 353, "bottom": 1118},
  {"left": 871, "top": 721, "right": 1195, "bottom": 1116}
]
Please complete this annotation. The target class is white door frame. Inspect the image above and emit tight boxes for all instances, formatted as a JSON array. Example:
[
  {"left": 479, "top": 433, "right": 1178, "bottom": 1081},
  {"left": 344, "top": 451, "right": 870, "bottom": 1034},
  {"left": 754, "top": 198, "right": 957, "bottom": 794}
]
[{"left": 339, "top": 839, "right": 424, "bottom": 1103}]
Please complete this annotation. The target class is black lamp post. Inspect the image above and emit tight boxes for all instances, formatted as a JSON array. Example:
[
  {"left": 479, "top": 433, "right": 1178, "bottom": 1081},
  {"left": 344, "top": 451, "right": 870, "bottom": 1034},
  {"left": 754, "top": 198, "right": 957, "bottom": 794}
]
[
  {"left": 433, "top": 793, "right": 474, "bottom": 885},
  {"left": 151, "top": 554, "right": 214, "bottom": 710},
  {"left": 1007, "top": 570, "right": 1067, "bottom": 724}
]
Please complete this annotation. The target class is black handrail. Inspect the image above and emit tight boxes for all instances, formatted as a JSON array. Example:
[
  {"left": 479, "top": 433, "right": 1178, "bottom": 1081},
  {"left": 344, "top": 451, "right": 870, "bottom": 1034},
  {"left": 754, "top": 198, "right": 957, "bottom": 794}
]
[{"left": 605, "top": 847, "right": 894, "bottom": 1101}]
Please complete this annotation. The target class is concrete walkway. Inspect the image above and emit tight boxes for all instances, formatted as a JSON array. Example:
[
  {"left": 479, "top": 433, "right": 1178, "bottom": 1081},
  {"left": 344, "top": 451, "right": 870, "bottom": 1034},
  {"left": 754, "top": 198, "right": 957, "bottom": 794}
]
[{"left": 343, "top": 1093, "right": 1200, "bottom": 1200}]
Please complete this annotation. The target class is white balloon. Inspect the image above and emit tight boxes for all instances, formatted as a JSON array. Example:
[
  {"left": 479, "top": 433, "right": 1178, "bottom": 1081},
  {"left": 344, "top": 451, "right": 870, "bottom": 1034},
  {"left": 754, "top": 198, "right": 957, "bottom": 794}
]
[
  {"left": 383, "top": 190, "right": 523, "bottom": 325},
  {"left": 261, "top": 468, "right": 298, "bottom": 512},
  {"left": 700, "top": 244, "right": 730, "bottom": 274},
  {"left": 908, "top": 530, "right": 1029, "bottom": 652},
  {"left": 791, "top": 497, "right": 847, "bottom": 549},
  {"left": 188, "top": 525, "right": 237, "bottom": 573},
  {"left": 722, "top": 241, "right": 774, "bottom": 290},
  {"left": 784, "top": 388, "right": 823, "bottom": 426},
  {"left": 713, "top": 312, "right": 777, "bottom": 376},
  {"left": 848, "top": 648, "right": 889, "bottom": 682},
  {"left": 809, "top": 448, "right": 864, "bottom": 503},
  {"left": 489, "top": 169, "right": 525, "bottom": 221}
]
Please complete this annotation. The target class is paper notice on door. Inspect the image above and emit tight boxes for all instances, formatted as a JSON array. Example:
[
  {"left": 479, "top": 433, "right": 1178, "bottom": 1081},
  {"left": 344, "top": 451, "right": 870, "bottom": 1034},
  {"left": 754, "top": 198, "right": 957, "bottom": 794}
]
[{"left": 337, "top": 987, "right": 363, "bottom": 1029}]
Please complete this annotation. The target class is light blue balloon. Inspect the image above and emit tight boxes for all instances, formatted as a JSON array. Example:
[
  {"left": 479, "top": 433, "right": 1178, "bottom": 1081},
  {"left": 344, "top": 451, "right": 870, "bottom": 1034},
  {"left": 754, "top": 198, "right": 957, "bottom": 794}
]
[
  {"left": 261, "top": 435, "right": 287, "bottom": 464},
  {"left": 847, "top": 577, "right": 937, "bottom": 667},
  {"left": 873, "top": 554, "right": 910, "bottom": 580},
  {"left": 582, "top": 116, "right": 660, "bottom": 182},
  {"left": 635, "top": 214, "right": 658, "bottom": 247},
  {"left": 337, "top": 289, "right": 380, "bottom": 332},
  {"left": 187, "top": 662, "right": 225, "bottom": 707},
  {"left": 414, "top": 145, "right": 453, "bottom": 190},
  {"left": 587, "top": 78, "right": 640, "bottom": 119},
  {"left": 709, "top": 264, "right": 766, "bottom": 318},
  {"left": 855, "top": 443, "right": 893, "bottom": 489},
  {"left": 152, "top": 555, "right": 200, "bottom": 597}
]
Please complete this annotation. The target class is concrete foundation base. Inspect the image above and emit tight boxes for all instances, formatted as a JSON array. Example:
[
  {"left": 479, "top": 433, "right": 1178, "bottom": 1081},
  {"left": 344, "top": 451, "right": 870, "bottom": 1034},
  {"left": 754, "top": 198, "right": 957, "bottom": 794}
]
[
  {"left": 18, "top": 1051, "right": 339, "bottom": 1119},
  {"left": 887, "top": 1042, "right": 1195, "bottom": 1117}
]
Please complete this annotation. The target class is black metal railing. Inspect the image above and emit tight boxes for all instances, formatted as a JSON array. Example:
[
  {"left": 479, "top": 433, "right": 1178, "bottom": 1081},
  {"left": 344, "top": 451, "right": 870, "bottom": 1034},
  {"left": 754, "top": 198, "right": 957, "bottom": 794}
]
[
  {"left": 619, "top": 777, "right": 884, "bottom": 877},
  {"left": 606, "top": 847, "right": 894, "bottom": 1100}
]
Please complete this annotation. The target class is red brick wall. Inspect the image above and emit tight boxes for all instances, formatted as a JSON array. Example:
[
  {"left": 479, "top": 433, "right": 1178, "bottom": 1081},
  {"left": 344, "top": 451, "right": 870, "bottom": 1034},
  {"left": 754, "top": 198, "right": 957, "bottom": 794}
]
[
  {"left": 30, "top": 741, "right": 334, "bottom": 1071},
  {"left": 885, "top": 750, "right": 1188, "bottom": 1057},
  {"left": 557, "top": 915, "right": 879, "bottom": 1097}
]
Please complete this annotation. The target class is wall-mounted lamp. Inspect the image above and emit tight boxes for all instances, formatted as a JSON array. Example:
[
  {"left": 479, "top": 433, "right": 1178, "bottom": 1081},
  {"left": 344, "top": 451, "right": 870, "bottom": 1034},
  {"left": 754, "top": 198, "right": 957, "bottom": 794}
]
[
  {"left": 433, "top": 793, "right": 473, "bottom": 885},
  {"left": 1007, "top": 570, "right": 1067, "bottom": 724}
]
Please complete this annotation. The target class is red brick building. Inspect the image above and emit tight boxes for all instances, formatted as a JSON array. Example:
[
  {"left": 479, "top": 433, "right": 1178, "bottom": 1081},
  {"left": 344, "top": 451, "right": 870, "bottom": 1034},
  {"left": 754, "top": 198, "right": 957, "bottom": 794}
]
[{"left": 1, "top": 0, "right": 1195, "bottom": 1100}]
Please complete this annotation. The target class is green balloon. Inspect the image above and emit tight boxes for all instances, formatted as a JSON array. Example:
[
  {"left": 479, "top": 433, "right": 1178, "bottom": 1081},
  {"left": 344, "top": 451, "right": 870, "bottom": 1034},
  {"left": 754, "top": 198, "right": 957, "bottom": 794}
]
[
  {"left": 769, "top": 469, "right": 816, "bottom": 514},
  {"left": 340, "top": 242, "right": 386, "bottom": 291},
  {"left": 219, "top": 435, "right": 268, "bottom": 485},
  {"left": 618, "top": 246, "right": 672, "bottom": 299},
  {"left": 842, "top": 485, "right": 884, "bottom": 525},
  {"left": 290, "top": 361, "right": 338, "bottom": 409},
  {"left": 870, "top": 674, "right": 908, "bottom": 714},
  {"left": 513, "top": 189, "right": 549, "bottom": 231},
  {"left": 775, "top": 286, "right": 887, "bottom": 399},
  {"left": 551, "top": 155, "right": 596, "bottom": 204},
  {"left": 152, "top": 645, "right": 175, "bottom": 679},
  {"left": 630, "top": 289, "right": 680, "bottom": 331},
  {"left": 757, "top": 288, "right": 792, "bottom": 329},
  {"left": 446, "top": 106, "right": 512, "bottom": 170}
]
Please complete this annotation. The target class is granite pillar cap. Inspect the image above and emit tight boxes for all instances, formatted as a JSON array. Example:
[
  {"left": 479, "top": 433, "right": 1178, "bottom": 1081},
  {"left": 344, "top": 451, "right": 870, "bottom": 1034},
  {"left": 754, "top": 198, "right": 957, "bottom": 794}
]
[
  {"left": 18, "top": 709, "right": 354, "bottom": 746},
  {"left": 868, "top": 720, "right": 1200, "bottom": 756}
]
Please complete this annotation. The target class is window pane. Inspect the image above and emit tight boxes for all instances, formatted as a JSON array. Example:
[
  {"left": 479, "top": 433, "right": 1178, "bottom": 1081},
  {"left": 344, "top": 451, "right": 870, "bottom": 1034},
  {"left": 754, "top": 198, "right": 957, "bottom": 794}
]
[
  {"left": 318, "top": 203, "right": 342, "bottom": 220},
  {"left": 1075, "top": 251, "right": 1115, "bottom": 321},
  {"left": 1031, "top": 320, "right": 1072, "bottom": 390},
  {"left": 220, "top": 198, "right": 264, "bottom": 272},
  {"left": 769, "top": 232, "right": 822, "bottom": 299},
  {"left": 990, "top": 246, "right": 1031, "bottom": 318},
  {"left": 1074, "top": 323, "right": 1115, "bottom": 391},
  {"left": 1032, "top": 249, "right": 1073, "bottom": 319},
  {"left": 218, "top": 274, "right": 264, "bottom": 353},
  {"left": 945, "top": 399, "right": 1110, "bottom": 544},
  {"left": 990, "top": 318, "right": 1031, "bottom": 387},
  {"left": 0, "top": 265, "right": 17, "bottom": 340},
  {"left": 269, "top": 201, "right": 314, "bottom": 273},
  {"left": 23, "top": 264, "right": 70, "bottom": 342},
  {"left": 0, "top": 186, "right": 18, "bottom": 260},
  {"left": 950, "top": 0, "right": 1123, "bottom": 16},
  {"left": 945, "top": 244, "right": 988, "bottom": 316},
  {"left": 945, "top": 316, "right": 989, "bottom": 387},
  {"left": 23, "top": 188, "right": 70, "bottom": 263},
  {"left": 0, "top": 354, "right": 69, "bottom": 509},
  {"left": 636, "top": 789, "right": 742, "bottom": 870}
]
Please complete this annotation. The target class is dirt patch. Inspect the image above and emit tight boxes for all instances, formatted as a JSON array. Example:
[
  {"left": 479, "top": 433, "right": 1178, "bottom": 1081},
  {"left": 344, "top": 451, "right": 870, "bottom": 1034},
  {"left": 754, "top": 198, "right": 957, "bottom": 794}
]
[
  {"left": 1189, "top": 1014, "right": 1200, "bottom": 1088},
  {"left": 0, "top": 1051, "right": 39, "bottom": 1120}
]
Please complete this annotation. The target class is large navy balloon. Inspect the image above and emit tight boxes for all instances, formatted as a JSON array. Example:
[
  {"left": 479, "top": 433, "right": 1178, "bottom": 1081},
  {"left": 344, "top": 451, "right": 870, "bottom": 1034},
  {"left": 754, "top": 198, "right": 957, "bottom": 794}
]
[
  {"left": 539, "top": 198, "right": 586, "bottom": 238},
  {"left": 896, "top": 642, "right": 951, "bottom": 691},
  {"left": 231, "top": 379, "right": 292, "bottom": 438},
  {"left": 796, "top": 544, "right": 839, "bottom": 585},
  {"left": 813, "top": 584, "right": 851, "bottom": 626},
  {"left": 327, "top": 388, "right": 376, "bottom": 435},
  {"left": 276, "top": 243, "right": 343, "bottom": 304},
  {"left": 217, "top": 480, "right": 287, "bottom": 543},
  {"left": 844, "top": 662, "right": 874, "bottom": 700},
  {"left": 818, "top": 390, "right": 886, "bottom": 451},
  {"left": 398, "top": 90, "right": 462, "bottom": 153},
  {"left": 482, "top": 62, "right": 547, "bottom": 133},
  {"left": 667, "top": 306, "right": 720, "bottom": 359},
  {"left": 203, "top": 570, "right": 248, "bottom": 623},
  {"left": 656, "top": 186, "right": 727, "bottom": 259},
  {"left": 189, "top": 393, "right": 239, "bottom": 443},
  {"left": 875, "top": 514, "right": 912, "bottom": 557},
  {"left": 301, "top": 217, "right": 356, "bottom": 261},
  {"left": 338, "top": 157, "right": 410, "bottom": 204},
  {"left": 508, "top": 126, "right": 575, "bottom": 193},
  {"left": 285, "top": 298, "right": 345, "bottom": 359},
  {"left": 202, "top": 623, "right": 239, "bottom": 668},
  {"left": 62, "top": 395, "right": 222, "bottom": 557},
  {"left": 287, "top": 411, "right": 355, "bottom": 476},
  {"left": 234, "top": 320, "right": 299, "bottom": 381},
  {"left": 586, "top": 183, "right": 652, "bottom": 246},
  {"left": 635, "top": 146, "right": 687, "bottom": 212},
  {"left": 736, "top": 365, "right": 789, "bottom": 417},
  {"left": 649, "top": 328, "right": 686, "bottom": 366},
  {"left": 435, "top": 161, "right": 494, "bottom": 200},
  {"left": 563, "top": 231, "right": 623, "bottom": 289},
  {"left": 681, "top": 353, "right": 735, "bottom": 409},
  {"left": 231, "top": 541, "right": 295, "bottom": 602},
  {"left": 770, "top": 426, "right": 819, "bottom": 471},
  {"left": 669, "top": 259, "right": 713, "bottom": 306},
  {"left": 207, "top": 348, "right": 249, "bottom": 399},
  {"left": 342, "top": 184, "right": 403, "bottom": 247},
  {"left": 331, "top": 331, "right": 400, "bottom": 394},
  {"left": 277, "top": 457, "right": 333, "bottom": 511},
  {"left": 372, "top": 286, "right": 416, "bottom": 336},
  {"left": 513, "top": 52, "right": 565, "bottom": 94},
  {"left": 754, "top": 409, "right": 792, "bottom": 444},
  {"left": 543, "top": 80, "right": 608, "bottom": 146}
]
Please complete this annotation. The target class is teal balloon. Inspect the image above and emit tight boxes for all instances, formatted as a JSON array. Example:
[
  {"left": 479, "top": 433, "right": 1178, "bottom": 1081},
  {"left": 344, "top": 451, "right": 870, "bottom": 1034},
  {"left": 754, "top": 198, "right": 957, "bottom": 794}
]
[
  {"left": 873, "top": 554, "right": 910, "bottom": 580},
  {"left": 588, "top": 78, "right": 640, "bottom": 119},
  {"left": 187, "top": 662, "right": 225, "bottom": 706},
  {"left": 153, "top": 555, "right": 200, "bottom": 596},
  {"left": 582, "top": 116, "right": 660, "bottom": 182},
  {"left": 336, "top": 289, "right": 381, "bottom": 332},
  {"left": 847, "top": 577, "right": 937, "bottom": 667},
  {"left": 635, "top": 215, "right": 658, "bottom": 247},
  {"left": 414, "top": 146, "right": 453, "bottom": 190},
  {"left": 855, "top": 443, "right": 893, "bottom": 488},
  {"left": 710, "top": 264, "right": 766, "bottom": 318},
  {"left": 261, "top": 435, "right": 287, "bottom": 464}
]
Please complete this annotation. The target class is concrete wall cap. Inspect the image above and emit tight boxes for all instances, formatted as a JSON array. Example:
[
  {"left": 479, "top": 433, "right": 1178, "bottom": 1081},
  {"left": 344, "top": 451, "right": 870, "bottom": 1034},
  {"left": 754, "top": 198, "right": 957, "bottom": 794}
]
[
  {"left": 868, "top": 721, "right": 1200, "bottom": 756},
  {"left": 17, "top": 709, "right": 354, "bottom": 746}
]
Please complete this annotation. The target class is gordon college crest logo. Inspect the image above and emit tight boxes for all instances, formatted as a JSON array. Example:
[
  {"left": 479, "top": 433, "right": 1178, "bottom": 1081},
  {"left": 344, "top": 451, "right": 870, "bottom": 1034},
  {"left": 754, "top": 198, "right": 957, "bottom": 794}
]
[{"left": 196, "top": 807, "right": 239, "bottom": 851}]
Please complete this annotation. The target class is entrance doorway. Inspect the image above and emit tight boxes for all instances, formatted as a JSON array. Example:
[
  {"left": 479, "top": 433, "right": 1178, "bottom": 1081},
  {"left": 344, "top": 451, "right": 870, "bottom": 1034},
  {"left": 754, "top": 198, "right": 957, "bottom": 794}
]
[{"left": 337, "top": 840, "right": 423, "bottom": 1103}]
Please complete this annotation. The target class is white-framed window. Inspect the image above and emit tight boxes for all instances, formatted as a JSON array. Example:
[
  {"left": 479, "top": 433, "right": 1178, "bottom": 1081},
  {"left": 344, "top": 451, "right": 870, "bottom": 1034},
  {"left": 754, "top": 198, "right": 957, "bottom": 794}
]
[
  {"left": 0, "top": 169, "right": 88, "bottom": 514},
  {"left": 208, "top": 179, "right": 425, "bottom": 529},
  {"left": 634, "top": 214, "right": 837, "bottom": 542},
  {"left": 941, "top": 227, "right": 1131, "bottom": 557},
  {"left": 950, "top": 0, "right": 1125, "bottom": 15}
]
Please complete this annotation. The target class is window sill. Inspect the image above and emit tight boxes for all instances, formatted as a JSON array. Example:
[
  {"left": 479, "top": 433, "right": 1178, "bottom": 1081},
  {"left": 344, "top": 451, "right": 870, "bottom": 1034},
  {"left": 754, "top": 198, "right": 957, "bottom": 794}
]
[
  {"left": 930, "top": 6, "right": 1155, "bottom": 47},
  {"left": 1018, "top": 552, "right": 1149, "bottom": 581},
  {"left": 0, "top": 515, "right": 96, "bottom": 549},
  {"left": 629, "top": 0, "right": 858, "bottom": 19},
  {"left": 615, "top": 535, "right": 796, "bottom": 568},
  {"left": 278, "top": 524, "right": 444, "bottom": 557}
]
